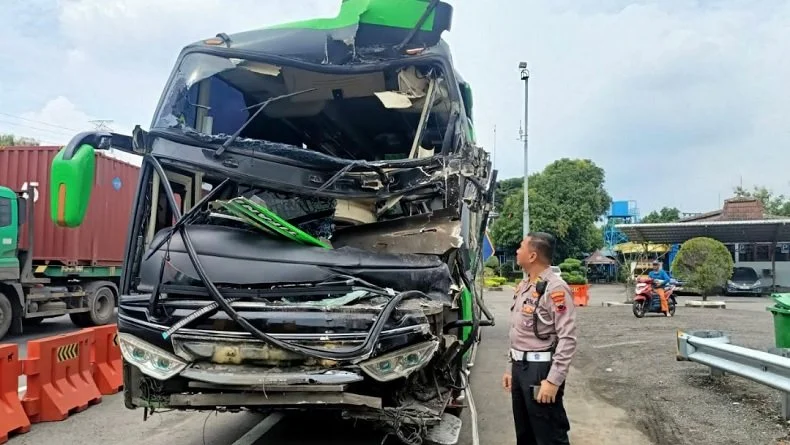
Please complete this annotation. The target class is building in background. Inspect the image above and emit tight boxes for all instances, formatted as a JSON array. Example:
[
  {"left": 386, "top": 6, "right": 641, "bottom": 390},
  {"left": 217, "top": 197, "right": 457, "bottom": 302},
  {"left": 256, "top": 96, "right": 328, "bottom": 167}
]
[{"left": 676, "top": 196, "right": 789, "bottom": 289}]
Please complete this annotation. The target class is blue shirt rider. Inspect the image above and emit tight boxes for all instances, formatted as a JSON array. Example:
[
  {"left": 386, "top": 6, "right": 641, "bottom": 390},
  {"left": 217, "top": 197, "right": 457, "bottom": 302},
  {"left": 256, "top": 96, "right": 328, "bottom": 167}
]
[{"left": 647, "top": 261, "right": 672, "bottom": 317}]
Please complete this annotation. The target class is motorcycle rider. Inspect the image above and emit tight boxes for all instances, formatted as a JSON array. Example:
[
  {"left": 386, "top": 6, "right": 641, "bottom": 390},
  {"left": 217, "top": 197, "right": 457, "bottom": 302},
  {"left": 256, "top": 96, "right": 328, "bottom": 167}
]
[{"left": 648, "top": 260, "right": 672, "bottom": 317}]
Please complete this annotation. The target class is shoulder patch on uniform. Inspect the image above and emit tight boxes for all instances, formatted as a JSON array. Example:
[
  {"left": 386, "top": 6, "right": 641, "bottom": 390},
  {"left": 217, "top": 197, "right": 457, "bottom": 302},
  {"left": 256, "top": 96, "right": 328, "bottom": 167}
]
[
  {"left": 555, "top": 303, "right": 568, "bottom": 313},
  {"left": 550, "top": 290, "right": 566, "bottom": 305}
]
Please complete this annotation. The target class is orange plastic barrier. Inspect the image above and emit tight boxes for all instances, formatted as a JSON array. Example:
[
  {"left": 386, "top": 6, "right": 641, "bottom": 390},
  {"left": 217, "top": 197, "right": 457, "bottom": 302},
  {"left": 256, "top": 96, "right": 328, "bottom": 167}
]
[
  {"left": 571, "top": 284, "right": 590, "bottom": 306},
  {"left": 91, "top": 325, "right": 123, "bottom": 395},
  {"left": 0, "top": 344, "right": 30, "bottom": 443},
  {"left": 21, "top": 330, "right": 102, "bottom": 423}
]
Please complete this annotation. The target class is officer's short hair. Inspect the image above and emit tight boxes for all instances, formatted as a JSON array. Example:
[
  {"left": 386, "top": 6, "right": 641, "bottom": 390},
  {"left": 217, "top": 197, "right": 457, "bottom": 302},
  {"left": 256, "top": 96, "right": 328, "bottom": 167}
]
[{"left": 527, "top": 232, "right": 555, "bottom": 264}]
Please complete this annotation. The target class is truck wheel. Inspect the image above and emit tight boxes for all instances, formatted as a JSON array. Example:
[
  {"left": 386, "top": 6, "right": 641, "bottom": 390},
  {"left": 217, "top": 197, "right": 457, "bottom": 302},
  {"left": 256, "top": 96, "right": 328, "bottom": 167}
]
[
  {"left": 0, "top": 293, "right": 12, "bottom": 339},
  {"left": 70, "top": 285, "right": 116, "bottom": 328}
]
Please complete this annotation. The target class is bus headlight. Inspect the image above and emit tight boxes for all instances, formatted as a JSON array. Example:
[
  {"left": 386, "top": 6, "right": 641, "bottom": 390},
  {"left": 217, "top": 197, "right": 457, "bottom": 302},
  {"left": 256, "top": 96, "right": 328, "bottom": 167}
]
[
  {"left": 119, "top": 333, "right": 187, "bottom": 380},
  {"left": 359, "top": 340, "right": 439, "bottom": 382}
]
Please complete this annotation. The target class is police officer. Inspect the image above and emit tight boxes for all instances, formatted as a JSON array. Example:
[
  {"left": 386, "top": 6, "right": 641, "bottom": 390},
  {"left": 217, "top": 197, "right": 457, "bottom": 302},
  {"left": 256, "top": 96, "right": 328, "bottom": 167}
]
[{"left": 502, "top": 232, "right": 577, "bottom": 445}]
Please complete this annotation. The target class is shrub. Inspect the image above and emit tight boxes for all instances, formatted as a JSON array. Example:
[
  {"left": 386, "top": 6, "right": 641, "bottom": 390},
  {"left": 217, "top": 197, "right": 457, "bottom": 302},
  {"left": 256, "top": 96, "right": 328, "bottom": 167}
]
[
  {"left": 559, "top": 258, "right": 587, "bottom": 285},
  {"left": 565, "top": 273, "right": 588, "bottom": 285},
  {"left": 672, "top": 237, "right": 733, "bottom": 301},
  {"left": 484, "top": 276, "right": 508, "bottom": 288},
  {"left": 484, "top": 256, "right": 500, "bottom": 269},
  {"left": 559, "top": 258, "right": 583, "bottom": 272},
  {"left": 484, "top": 267, "right": 496, "bottom": 277}
]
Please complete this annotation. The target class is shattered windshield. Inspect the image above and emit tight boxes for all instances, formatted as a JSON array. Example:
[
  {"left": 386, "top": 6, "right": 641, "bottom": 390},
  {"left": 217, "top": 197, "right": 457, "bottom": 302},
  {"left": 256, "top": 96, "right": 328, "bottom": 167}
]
[{"left": 152, "top": 52, "right": 457, "bottom": 161}]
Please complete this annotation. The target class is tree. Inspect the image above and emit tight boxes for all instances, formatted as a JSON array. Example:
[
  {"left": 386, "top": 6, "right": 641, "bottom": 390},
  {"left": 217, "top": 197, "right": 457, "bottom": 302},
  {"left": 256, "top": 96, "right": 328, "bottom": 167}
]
[
  {"left": 0, "top": 134, "right": 40, "bottom": 147},
  {"left": 493, "top": 177, "right": 523, "bottom": 212},
  {"left": 641, "top": 207, "right": 681, "bottom": 223},
  {"left": 733, "top": 185, "right": 790, "bottom": 217},
  {"left": 671, "top": 237, "right": 733, "bottom": 301},
  {"left": 490, "top": 158, "right": 612, "bottom": 261}
]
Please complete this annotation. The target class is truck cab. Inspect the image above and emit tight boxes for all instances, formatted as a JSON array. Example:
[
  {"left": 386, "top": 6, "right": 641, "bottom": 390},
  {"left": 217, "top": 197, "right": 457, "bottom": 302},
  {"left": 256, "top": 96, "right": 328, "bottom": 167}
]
[
  {"left": 0, "top": 178, "right": 121, "bottom": 338},
  {"left": 0, "top": 186, "right": 22, "bottom": 280}
]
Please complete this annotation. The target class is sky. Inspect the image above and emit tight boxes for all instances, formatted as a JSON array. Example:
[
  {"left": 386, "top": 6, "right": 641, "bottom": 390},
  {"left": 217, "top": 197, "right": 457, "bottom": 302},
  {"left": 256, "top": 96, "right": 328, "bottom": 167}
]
[{"left": 1, "top": 0, "right": 788, "bottom": 216}]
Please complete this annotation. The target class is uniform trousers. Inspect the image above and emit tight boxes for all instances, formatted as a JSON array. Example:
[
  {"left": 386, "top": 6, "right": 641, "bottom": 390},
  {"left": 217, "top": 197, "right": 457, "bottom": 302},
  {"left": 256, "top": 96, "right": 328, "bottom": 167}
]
[{"left": 511, "top": 360, "right": 571, "bottom": 445}]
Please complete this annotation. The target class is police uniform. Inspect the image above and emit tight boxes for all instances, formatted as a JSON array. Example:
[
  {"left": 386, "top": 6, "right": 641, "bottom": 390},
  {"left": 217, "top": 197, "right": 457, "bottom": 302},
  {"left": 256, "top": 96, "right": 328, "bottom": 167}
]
[{"left": 509, "top": 267, "right": 577, "bottom": 445}]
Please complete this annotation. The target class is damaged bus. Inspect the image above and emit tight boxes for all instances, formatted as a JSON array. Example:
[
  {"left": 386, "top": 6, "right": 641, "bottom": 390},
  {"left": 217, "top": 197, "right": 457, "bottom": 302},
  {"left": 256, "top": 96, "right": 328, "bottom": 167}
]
[{"left": 50, "top": 1, "right": 496, "bottom": 443}]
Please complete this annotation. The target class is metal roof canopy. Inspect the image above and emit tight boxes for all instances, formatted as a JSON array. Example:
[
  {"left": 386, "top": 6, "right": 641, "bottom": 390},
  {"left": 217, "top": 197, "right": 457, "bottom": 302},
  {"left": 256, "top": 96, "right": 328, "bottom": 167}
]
[{"left": 616, "top": 219, "right": 790, "bottom": 244}]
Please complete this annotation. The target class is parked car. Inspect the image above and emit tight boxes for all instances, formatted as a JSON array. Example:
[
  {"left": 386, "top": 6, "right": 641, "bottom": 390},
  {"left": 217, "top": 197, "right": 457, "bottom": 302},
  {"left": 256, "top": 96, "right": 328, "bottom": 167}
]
[{"left": 725, "top": 266, "right": 763, "bottom": 296}]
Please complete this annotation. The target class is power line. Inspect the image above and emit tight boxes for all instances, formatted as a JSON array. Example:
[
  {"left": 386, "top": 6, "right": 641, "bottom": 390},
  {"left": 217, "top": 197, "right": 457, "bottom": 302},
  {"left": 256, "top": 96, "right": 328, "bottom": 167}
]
[
  {"left": 0, "top": 118, "right": 73, "bottom": 138},
  {"left": 0, "top": 111, "right": 79, "bottom": 132}
]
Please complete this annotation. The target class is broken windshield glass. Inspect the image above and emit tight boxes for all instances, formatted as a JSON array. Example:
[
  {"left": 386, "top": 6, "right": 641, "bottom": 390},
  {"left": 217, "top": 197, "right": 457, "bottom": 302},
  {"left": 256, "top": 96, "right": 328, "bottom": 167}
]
[{"left": 151, "top": 52, "right": 455, "bottom": 162}]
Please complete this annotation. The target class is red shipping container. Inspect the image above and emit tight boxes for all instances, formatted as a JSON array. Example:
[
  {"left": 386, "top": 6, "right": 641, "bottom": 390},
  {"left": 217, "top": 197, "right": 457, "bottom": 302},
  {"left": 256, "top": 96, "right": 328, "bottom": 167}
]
[{"left": 0, "top": 146, "right": 140, "bottom": 266}]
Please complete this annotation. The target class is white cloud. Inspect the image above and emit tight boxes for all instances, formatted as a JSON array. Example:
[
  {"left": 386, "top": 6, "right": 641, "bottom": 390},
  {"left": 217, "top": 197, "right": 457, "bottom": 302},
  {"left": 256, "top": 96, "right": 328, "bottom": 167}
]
[
  {"left": 1, "top": 0, "right": 789, "bottom": 214},
  {"left": 21, "top": 96, "right": 94, "bottom": 133}
]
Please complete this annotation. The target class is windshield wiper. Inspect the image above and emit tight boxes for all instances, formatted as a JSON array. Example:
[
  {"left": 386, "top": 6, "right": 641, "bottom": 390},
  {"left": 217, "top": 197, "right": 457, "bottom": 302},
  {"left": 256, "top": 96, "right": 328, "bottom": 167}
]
[{"left": 214, "top": 88, "right": 317, "bottom": 158}]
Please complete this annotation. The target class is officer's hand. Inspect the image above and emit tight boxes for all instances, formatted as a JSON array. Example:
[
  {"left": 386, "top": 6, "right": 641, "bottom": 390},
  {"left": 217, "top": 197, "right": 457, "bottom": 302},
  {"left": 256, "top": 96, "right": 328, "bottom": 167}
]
[
  {"left": 502, "top": 372, "right": 512, "bottom": 392},
  {"left": 537, "top": 379, "right": 559, "bottom": 403}
]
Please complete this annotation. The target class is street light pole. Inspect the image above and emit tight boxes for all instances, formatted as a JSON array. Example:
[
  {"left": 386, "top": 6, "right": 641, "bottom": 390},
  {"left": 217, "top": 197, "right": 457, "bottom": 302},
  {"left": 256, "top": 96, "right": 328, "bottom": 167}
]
[{"left": 519, "top": 62, "right": 530, "bottom": 239}]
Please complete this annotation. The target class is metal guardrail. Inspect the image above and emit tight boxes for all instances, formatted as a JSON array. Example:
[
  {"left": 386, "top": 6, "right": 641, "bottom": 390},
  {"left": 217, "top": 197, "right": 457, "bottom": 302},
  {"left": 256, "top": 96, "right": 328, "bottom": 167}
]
[{"left": 676, "top": 329, "right": 790, "bottom": 419}]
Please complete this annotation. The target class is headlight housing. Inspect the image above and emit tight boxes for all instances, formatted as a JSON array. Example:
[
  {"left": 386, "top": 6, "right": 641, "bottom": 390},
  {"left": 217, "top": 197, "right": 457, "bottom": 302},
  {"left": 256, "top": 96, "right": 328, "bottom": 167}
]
[
  {"left": 119, "top": 333, "right": 188, "bottom": 380},
  {"left": 359, "top": 340, "right": 439, "bottom": 382},
  {"left": 754, "top": 280, "right": 762, "bottom": 287}
]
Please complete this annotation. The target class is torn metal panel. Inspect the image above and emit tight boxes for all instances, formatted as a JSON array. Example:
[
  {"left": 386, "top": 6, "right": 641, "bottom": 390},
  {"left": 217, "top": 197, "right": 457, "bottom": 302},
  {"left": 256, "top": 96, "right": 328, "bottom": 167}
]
[
  {"left": 374, "top": 91, "right": 414, "bottom": 109},
  {"left": 169, "top": 392, "right": 383, "bottom": 409},
  {"left": 188, "top": 1, "right": 454, "bottom": 64},
  {"left": 140, "top": 225, "right": 453, "bottom": 297},
  {"left": 331, "top": 209, "right": 463, "bottom": 255},
  {"left": 179, "top": 364, "right": 363, "bottom": 386},
  {"left": 188, "top": 381, "right": 349, "bottom": 392}
]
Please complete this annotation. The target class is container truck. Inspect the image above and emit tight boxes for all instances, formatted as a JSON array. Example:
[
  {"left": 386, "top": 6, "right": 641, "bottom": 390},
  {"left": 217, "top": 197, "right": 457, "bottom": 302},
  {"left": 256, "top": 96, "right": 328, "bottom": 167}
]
[
  {"left": 47, "top": 1, "right": 496, "bottom": 443},
  {"left": 0, "top": 146, "right": 139, "bottom": 339}
]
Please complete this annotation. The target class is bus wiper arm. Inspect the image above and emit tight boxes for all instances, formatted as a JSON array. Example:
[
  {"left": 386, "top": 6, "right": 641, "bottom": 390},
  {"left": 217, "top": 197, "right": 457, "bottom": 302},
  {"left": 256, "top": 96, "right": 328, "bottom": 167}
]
[{"left": 214, "top": 88, "right": 317, "bottom": 158}]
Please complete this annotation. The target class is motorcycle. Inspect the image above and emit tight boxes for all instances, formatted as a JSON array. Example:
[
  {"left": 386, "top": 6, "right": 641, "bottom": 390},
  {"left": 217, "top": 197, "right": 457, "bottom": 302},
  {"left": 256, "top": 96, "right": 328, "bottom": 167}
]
[{"left": 632, "top": 276, "right": 677, "bottom": 318}]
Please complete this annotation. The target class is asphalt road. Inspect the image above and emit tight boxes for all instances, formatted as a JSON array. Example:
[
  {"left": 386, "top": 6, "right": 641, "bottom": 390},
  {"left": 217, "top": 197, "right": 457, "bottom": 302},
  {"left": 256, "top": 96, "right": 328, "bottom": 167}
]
[{"left": 5, "top": 286, "right": 783, "bottom": 445}]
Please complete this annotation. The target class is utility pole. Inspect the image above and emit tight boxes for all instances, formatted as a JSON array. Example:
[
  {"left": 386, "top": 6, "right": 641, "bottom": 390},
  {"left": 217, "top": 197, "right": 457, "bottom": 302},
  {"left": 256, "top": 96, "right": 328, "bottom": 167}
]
[
  {"left": 89, "top": 120, "right": 115, "bottom": 155},
  {"left": 519, "top": 62, "right": 530, "bottom": 238},
  {"left": 519, "top": 62, "right": 530, "bottom": 279},
  {"left": 492, "top": 125, "right": 497, "bottom": 216}
]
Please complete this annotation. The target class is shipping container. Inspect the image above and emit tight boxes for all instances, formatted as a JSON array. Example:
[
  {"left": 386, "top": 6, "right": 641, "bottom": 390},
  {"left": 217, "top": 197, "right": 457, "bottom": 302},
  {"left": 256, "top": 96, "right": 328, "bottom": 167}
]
[{"left": 0, "top": 146, "right": 140, "bottom": 266}]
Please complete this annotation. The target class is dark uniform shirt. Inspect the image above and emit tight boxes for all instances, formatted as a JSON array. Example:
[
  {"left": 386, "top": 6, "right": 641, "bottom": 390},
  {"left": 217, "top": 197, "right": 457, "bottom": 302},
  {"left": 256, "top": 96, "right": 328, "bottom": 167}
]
[{"left": 509, "top": 267, "right": 578, "bottom": 386}]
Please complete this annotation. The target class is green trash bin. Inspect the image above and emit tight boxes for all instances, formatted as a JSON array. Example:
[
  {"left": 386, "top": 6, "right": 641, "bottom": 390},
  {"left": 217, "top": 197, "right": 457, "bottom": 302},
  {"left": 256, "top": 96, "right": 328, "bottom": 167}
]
[{"left": 768, "top": 293, "right": 790, "bottom": 348}]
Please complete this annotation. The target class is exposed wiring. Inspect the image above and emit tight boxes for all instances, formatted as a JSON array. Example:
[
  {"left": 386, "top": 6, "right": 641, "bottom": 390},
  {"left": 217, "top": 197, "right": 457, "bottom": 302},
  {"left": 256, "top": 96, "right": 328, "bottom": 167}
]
[
  {"left": 202, "top": 411, "right": 217, "bottom": 445},
  {"left": 144, "top": 154, "right": 425, "bottom": 361}
]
